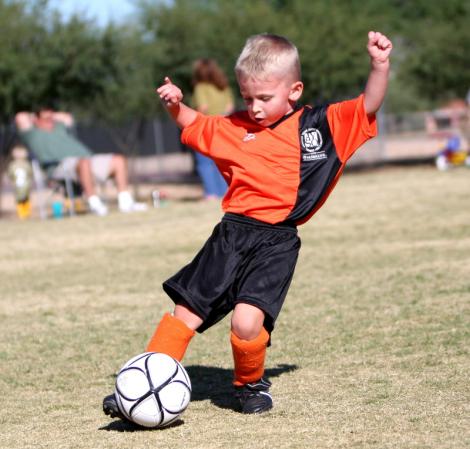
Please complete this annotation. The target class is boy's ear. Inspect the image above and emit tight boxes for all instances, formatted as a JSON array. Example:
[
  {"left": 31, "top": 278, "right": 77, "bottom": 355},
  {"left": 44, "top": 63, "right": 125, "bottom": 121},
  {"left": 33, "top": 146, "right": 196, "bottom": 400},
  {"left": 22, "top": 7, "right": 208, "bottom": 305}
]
[{"left": 289, "top": 81, "right": 304, "bottom": 102}]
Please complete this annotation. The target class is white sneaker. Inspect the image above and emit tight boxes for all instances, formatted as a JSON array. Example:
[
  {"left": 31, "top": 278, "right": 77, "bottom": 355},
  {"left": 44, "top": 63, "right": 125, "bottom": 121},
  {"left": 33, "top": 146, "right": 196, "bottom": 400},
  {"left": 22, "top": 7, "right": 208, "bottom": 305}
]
[
  {"left": 118, "top": 191, "right": 148, "bottom": 213},
  {"left": 88, "top": 195, "right": 108, "bottom": 216}
]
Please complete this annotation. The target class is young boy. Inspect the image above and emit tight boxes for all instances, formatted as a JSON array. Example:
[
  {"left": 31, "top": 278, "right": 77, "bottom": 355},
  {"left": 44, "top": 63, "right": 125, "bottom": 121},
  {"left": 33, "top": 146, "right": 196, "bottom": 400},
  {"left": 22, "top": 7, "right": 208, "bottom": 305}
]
[{"left": 103, "top": 30, "right": 392, "bottom": 417}]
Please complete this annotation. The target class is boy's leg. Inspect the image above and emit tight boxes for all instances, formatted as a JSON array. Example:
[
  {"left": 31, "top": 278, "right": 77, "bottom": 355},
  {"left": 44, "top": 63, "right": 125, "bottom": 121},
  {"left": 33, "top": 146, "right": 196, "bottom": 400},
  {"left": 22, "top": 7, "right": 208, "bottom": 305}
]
[
  {"left": 231, "top": 303, "right": 272, "bottom": 414},
  {"left": 146, "top": 304, "right": 201, "bottom": 361},
  {"left": 104, "top": 304, "right": 201, "bottom": 420}
]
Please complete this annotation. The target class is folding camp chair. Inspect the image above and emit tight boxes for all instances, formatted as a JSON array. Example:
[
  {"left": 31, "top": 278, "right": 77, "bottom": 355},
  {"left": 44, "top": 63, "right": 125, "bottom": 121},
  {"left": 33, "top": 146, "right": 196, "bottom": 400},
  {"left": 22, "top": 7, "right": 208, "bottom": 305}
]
[{"left": 31, "top": 158, "right": 83, "bottom": 218}]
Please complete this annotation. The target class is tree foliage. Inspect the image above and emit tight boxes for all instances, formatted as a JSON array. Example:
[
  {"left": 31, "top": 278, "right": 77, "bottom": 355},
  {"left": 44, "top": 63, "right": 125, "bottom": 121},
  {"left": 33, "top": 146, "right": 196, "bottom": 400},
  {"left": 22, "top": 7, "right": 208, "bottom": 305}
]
[
  {"left": 0, "top": 0, "right": 469, "bottom": 127},
  {"left": 128, "top": 0, "right": 470, "bottom": 110},
  {"left": 0, "top": 0, "right": 158, "bottom": 125},
  {"left": 396, "top": 0, "right": 470, "bottom": 103}
]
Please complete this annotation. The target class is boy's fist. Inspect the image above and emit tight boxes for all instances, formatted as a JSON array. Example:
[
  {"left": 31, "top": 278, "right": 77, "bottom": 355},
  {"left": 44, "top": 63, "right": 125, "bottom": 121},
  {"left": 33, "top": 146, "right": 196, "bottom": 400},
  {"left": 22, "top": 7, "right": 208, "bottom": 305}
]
[
  {"left": 156, "top": 77, "right": 183, "bottom": 107},
  {"left": 367, "top": 31, "right": 392, "bottom": 65}
]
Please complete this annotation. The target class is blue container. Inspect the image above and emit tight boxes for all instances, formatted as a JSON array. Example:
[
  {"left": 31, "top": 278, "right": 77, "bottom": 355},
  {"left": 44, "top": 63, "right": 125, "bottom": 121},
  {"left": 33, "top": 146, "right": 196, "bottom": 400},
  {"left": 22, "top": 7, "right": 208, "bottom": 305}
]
[{"left": 52, "top": 201, "right": 64, "bottom": 219}]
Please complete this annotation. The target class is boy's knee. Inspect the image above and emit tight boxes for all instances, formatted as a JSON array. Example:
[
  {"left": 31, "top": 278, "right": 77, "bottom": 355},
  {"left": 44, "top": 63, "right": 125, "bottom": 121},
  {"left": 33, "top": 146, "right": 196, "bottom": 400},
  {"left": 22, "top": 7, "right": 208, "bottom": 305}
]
[
  {"left": 231, "top": 303, "right": 265, "bottom": 340},
  {"left": 231, "top": 322, "right": 262, "bottom": 341}
]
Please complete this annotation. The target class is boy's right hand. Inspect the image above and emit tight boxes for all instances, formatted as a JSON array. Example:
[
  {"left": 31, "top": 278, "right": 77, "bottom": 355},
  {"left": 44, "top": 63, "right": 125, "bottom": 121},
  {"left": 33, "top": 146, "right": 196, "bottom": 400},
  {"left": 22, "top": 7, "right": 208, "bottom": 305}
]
[
  {"left": 156, "top": 77, "right": 183, "bottom": 107},
  {"left": 155, "top": 77, "right": 198, "bottom": 129}
]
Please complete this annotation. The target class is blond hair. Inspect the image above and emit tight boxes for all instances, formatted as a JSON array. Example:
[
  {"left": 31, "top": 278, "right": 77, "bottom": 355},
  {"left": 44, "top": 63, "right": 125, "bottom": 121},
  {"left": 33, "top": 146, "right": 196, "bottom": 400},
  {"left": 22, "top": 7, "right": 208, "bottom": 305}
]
[{"left": 235, "top": 34, "right": 301, "bottom": 82}]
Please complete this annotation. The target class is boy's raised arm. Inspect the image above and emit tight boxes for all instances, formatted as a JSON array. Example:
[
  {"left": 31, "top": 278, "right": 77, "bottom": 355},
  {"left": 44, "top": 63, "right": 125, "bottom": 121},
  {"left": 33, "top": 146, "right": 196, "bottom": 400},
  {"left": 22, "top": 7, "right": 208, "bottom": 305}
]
[
  {"left": 364, "top": 31, "right": 393, "bottom": 116},
  {"left": 156, "top": 77, "right": 198, "bottom": 129}
]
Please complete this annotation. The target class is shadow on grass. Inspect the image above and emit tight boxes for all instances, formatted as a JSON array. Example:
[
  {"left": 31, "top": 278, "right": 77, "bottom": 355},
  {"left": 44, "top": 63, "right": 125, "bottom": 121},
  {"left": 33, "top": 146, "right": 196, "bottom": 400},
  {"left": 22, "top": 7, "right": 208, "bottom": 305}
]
[
  {"left": 186, "top": 363, "right": 298, "bottom": 410},
  {"left": 99, "top": 363, "right": 297, "bottom": 432},
  {"left": 100, "top": 418, "right": 185, "bottom": 432}
]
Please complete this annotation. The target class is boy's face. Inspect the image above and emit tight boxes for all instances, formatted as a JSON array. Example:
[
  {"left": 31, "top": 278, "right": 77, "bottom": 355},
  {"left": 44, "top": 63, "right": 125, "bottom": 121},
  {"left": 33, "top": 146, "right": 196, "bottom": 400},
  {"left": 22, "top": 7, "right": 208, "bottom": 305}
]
[{"left": 238, "top": 75, "right": 303, "bottom": 127}]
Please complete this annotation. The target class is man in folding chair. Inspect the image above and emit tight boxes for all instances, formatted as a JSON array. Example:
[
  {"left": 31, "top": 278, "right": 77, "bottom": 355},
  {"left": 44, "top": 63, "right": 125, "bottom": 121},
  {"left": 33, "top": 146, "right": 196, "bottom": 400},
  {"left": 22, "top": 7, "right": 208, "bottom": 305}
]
[{"left": 15, "top": 106, "right": 147, "bottom": 216}]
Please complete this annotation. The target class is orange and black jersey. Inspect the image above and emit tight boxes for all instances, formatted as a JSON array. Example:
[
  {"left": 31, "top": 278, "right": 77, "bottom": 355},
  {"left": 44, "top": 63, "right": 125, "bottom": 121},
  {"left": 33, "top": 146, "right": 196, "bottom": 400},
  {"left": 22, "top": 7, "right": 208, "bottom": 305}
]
[{"left": 181, "top": 94, "right": 377, "bottom": 225}]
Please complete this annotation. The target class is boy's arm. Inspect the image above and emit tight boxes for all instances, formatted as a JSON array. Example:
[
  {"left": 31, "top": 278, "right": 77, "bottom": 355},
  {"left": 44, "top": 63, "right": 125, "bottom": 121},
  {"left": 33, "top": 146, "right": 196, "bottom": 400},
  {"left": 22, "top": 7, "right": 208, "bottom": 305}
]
[
  {"left": 364, "top": 31, "right": 393, "bottom": 116},
  {"left": 156, "top": 77, "right": 198, "bottom": 129}
]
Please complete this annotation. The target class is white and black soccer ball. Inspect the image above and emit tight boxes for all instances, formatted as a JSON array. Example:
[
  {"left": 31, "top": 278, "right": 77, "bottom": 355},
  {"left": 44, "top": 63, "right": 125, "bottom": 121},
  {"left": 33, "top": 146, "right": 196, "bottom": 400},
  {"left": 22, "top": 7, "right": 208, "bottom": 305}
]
[{"left": 114, "top": 352, "right": 191, "bottom": 428}]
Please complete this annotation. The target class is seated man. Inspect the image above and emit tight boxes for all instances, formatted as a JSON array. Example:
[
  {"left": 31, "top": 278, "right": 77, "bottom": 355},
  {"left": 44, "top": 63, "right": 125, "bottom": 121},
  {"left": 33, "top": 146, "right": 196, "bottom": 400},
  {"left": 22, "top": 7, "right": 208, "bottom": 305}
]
[{"left": 15, "top": 107, "right": 147, "bottom": 216}]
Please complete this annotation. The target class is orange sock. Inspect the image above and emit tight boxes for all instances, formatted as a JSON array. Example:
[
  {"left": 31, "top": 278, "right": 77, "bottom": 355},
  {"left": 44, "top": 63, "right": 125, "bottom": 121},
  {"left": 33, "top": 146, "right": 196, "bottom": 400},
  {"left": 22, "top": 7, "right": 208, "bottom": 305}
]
[
  {"left": 146, "top": 313, "right": 195, "bottom": 361},
  {"left": 231, "top": 327, "right": 270, "bottom": 386}
]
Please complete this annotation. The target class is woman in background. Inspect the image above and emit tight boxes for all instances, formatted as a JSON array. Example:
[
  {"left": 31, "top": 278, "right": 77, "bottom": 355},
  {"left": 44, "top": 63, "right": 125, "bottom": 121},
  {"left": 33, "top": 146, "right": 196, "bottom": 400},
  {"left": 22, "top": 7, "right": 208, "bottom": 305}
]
[{"left": 191, "top": 58, "right": 234, "bottom": 199}]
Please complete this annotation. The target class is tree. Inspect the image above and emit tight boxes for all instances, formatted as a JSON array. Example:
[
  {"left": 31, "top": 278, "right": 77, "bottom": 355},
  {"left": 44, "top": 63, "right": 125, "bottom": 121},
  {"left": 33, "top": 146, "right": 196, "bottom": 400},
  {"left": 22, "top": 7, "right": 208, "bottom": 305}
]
[
  {"left": 0, "top": 0, "right": 48, "bottom": 122},
  {"left": 396, "top": 0, "right": 470, "bottom": 105}
]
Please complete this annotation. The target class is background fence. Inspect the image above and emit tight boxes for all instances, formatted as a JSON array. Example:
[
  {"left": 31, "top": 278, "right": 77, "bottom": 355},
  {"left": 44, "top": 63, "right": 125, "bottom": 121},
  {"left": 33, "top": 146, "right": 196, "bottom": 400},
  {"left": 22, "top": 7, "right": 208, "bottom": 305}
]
[{"left": 1, "top": 108, "right": 468, "bottom": 187}]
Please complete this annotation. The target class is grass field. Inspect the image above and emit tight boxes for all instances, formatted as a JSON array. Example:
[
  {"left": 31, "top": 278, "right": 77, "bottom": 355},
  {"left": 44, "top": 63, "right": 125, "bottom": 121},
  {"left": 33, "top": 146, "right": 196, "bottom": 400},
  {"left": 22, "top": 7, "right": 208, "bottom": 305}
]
[{"left": 0, "top": 165, "right": 468, "bottom": 449}]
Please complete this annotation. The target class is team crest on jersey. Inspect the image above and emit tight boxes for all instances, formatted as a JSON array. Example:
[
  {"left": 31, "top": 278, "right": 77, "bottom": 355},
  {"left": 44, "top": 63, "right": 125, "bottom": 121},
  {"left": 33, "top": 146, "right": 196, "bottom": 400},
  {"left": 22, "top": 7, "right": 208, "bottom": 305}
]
[
  {"left": 301, "top": 128, "right": 323, "bottom": 152},
  {"left": 301, "top": 128, "right": 326, "bottom": 161},
  {"left": 243, "top": 133, "right": 256, "bottom": 142}
]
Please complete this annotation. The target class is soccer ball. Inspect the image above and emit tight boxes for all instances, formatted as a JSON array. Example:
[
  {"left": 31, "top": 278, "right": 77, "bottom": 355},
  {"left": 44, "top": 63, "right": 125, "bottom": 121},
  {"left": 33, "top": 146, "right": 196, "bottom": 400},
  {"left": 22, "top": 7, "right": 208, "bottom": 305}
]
[{"left": 114, "top": 352, "right": 191, "bottom": 428}]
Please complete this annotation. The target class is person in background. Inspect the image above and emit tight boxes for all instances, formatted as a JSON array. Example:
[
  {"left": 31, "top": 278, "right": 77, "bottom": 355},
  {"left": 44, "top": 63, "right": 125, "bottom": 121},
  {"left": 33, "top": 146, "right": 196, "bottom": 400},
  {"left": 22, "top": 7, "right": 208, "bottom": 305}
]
[
  {"left": 191, "top": 58, "right": 234, "bottom": 199},
  {"left": 15, "top": 107, "right": 147, "bottom": 216},
  {"left": 7, "top": 145, "right": 33, "bottom": 219}
]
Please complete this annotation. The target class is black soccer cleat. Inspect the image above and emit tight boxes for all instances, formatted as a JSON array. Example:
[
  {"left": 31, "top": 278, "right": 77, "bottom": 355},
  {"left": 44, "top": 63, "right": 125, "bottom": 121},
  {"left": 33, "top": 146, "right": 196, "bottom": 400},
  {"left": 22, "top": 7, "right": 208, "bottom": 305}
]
[
  {"left": 102, "top": 393, "right": 127, "bottom": 420},
  {"left": 234, "top": 378, "right": 273, "bottom": 414}
]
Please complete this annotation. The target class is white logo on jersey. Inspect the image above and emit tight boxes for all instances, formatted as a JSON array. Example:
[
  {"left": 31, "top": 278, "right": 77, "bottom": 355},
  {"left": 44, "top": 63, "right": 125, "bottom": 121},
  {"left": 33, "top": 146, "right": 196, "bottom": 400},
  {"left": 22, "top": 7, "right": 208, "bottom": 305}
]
[
  {"left": 301, "top": 128, "right": 323, "bottom": 152},
  {"left": 301, "top": 127, "right": 327, "bottom": 161},
  {"left": 243, "top": 133, "right": 256, "bottom": 142}
]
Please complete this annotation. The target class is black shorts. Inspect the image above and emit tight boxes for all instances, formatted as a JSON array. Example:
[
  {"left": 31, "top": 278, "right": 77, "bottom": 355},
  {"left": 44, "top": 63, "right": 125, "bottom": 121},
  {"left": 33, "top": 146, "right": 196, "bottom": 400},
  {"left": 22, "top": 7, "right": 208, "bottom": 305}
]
[{"left": 163, "top": 213, "right": 301, "bottom": 334}]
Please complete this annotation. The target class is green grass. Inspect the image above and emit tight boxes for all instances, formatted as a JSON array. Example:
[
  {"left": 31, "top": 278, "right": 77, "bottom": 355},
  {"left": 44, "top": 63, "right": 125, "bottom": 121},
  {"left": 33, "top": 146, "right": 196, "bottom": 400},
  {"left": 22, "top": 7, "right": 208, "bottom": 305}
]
[{"left": 0, "top": 165, "right": 468, "bottom": 449}]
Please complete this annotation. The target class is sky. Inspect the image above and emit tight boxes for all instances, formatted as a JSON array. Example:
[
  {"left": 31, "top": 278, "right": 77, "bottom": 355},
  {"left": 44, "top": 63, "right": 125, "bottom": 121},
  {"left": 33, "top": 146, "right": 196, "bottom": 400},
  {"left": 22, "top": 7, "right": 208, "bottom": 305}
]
[{"left": 49, "top": 0, "right": 137, "bottom": 27}]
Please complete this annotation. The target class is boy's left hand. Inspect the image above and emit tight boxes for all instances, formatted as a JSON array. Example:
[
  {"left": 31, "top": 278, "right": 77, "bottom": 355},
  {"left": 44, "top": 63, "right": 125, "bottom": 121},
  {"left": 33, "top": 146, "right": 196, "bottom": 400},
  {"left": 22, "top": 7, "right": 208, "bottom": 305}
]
[{"left": 367, "top": 31, "right": 392, "bottom": 66}]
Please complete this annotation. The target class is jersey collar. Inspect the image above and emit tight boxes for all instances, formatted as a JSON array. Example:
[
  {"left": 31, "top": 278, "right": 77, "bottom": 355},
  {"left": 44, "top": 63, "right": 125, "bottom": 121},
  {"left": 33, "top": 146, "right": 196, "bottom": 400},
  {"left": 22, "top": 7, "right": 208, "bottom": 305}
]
[{"left": 268, "top": 103, "right": 303, "bottom": 129}]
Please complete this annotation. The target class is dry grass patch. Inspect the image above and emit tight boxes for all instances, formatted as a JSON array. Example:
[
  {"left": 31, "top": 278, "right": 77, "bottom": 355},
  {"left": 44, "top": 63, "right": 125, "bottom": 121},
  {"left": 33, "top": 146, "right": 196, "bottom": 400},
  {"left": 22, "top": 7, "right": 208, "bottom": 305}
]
[{"left": 0, "top": 166, "right": 468, "bottom": 449}]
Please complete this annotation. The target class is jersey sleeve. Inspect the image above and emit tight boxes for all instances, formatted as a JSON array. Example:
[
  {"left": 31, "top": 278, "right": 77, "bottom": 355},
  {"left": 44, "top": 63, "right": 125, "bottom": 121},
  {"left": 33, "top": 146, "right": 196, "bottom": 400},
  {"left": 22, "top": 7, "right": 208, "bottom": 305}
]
[
  {"left": 180, "top": 112, "right": 221, "bottom": 156},
  {"left": 326, "top": 94, "right": 377, "bottom": 163}
]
